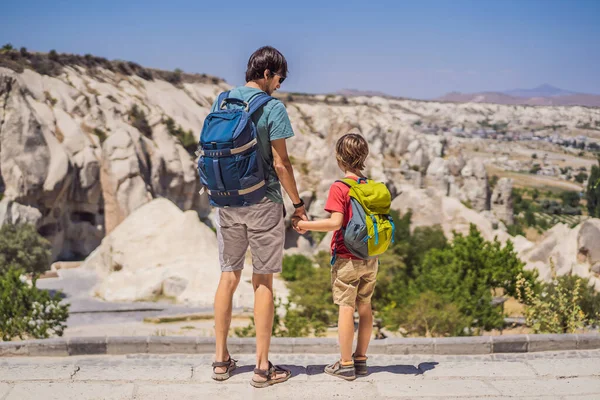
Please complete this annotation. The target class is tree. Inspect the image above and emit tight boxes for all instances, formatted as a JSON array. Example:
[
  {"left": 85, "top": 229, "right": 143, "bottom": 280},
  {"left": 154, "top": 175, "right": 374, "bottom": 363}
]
[
  {"left": 281, "top": 254, "right": 314, "bottom": 282},
  {"left": 489, "top": 175, "right": 499, "bottom": 190},
  {"left": 575, "top": 171, "right": 589, "bottom": 184},
  {"left": 524, "top": 209, "right": 536, "bottom": 226},
  {"left": 0, "top": 224, "right": 69, "bottom": 341},
  {"left": 0, "top": 224, "right": 51, "bottom": 275},
  {"left": 411, "top": 225, "right": 535, "bottom": 333},
  {"left": 286, "top": 252, "right": 337, "bottom": 328},
  {"left": 559, "top": 191, "right": 581, "bottom": 208},
  {"left": 586, "top": 158, "right": 600, "bottom": 218},
  {"left": 530, "top": 164, "right": 541, "bottom": 174},
  {"left": 1, "top": 43, "right": 14, "bottom": 52},
  {"left": 385, "top": 291, "right": 472, "bottom": 337},
  {"left": 0, "top": 268, "right": 69, "bottom": 341},
  {"left": 48, "top": 49, "right": 59, "bottom": 61}
]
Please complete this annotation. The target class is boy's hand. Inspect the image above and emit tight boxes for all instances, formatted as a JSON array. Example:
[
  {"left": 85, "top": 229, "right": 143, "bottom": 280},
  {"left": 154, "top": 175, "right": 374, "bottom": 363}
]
[{"left": 291, "top": 211, "right": 307, "bottom": 234}]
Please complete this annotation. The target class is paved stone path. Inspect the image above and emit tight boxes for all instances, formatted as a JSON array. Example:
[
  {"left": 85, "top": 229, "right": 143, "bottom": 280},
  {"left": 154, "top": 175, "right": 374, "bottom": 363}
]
[{"left": 1, "top": 350, "right": 600, "bottom": 399}]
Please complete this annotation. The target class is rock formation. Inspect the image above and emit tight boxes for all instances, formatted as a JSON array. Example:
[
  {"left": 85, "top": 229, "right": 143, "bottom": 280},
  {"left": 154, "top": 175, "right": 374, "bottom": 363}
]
[
  {"left": 2, "top": 54, "right": 599, "bottom": 299},
  {"left": 81, "top": 198, "right": 255, "bottom": 307},
  {"left": 491, "top": 178, "right": 514, "bottom": 225}
]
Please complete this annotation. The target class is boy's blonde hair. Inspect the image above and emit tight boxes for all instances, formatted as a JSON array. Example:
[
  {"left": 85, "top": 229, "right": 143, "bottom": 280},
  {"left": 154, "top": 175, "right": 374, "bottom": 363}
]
[{"left": 335, "top": 133, "right": 369, "bottom": 171}]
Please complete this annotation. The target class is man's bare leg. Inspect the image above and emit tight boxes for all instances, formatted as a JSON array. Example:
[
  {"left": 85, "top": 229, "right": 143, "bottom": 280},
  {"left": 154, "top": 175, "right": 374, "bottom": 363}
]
[
  {"left": 252, "top": 273, "right": 287, "bottom": 381},
  {"left": 214, "top": 270, "right": 241, "bottom": 374}
]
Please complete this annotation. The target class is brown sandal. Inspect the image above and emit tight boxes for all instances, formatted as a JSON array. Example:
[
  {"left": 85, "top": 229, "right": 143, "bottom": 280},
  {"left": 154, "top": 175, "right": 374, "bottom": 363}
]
[
  {"left": 211, "top": 356, "right": 237, "bottom": 381},
  {"left": 251, "top": 361, "right": 291, "bottom": 388}
]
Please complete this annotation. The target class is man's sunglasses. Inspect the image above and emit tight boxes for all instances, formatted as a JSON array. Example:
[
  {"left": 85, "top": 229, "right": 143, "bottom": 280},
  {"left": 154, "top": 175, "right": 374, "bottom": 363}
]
[{"left": 271, "top": 72, "right": 285, "bottom": 84}]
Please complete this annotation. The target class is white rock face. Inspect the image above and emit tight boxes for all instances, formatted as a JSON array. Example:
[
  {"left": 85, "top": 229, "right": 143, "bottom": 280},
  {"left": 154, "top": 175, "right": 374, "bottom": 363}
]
[
  {"left": 391, "top": 184, "right": 510, "bottom": 242},
  {"left": 491, "top": 178, "right": 514, "bottom": 225},
  {"left": 518, "top": 220, "right": 600, "bottom": 289},
  {"left": 459, "top": 159, "right": 490, "bottom": 212},
  {"left": 82, "top": 198, "right": 255, "bottom": 306},
  {"left": 0, "top": 66, "right": 213, "bottom": 259},
  {"left": 425, "top": 157, "right": 450, "bottom": 193},
  {"left": 0, "top": 198, "right": 43, "bottom": 227}
]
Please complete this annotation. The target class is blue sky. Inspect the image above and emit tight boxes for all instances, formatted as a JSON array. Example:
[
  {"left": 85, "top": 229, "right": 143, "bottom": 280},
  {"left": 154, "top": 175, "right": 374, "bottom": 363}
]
[{"left": 2, "top": 0, "right": 599, "bottom": 99}]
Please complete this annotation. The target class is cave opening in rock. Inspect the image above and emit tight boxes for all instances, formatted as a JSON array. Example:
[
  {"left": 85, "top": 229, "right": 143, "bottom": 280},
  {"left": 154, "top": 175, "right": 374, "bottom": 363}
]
[{"left": 70, "top": 211, "right": 96, "bottom": 225}]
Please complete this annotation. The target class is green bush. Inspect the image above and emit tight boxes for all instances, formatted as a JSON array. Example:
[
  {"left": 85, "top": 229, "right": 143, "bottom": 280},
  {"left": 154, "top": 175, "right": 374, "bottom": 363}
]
[
  {"left": 234, "top": 297, "right": 320, "bottom": 338},
  {"left": 0, "top": 268, "right": 69, "bottom": 341},
  {"left": 164, "top": 117, "right": 196, "bottom": 155},
  {"left": 384, "top": 291, "right": 472, "bottom": 337},
  {"left": 575, "top": 171, "right": 589, "bottom": 184},
  {"left": 287, "top": 255, "right": 337, "bottom": 328},
  {"left": 560, "top": 191, "right": 581, "bottom": 208},
  {"left": 586, "top": 159, "right": 600, "bottom": 218},
  {"left": 128, "top": 105, "right": 152, "bottom": 138},
  {"left": 93, "top": 128, "right": 108, "bottom": 144},
  {"left": 506, "top": 222, "right": 525, "bottom": 237},
  {"left": 0, "top": 224, "right": 69, "bottom": 341},
  {"left": 0, "top": 224, "right": 51, "bottom": 275},
  {"left": 281, "top": 254, "right": 314, "bottom": 282},
  {"left": 517, "top": 261, "right": 594, "bottom": 334}
]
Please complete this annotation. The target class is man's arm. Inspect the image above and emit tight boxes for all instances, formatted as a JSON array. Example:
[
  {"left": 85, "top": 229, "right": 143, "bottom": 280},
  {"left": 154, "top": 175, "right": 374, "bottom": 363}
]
[{"left": 271, "top": 138, "right": 306, "bottom": 220}]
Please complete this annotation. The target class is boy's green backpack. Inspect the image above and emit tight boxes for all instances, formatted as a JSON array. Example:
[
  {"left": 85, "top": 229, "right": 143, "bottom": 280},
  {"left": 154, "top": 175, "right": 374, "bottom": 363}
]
[{"left": 331, "top": 178, "right": 395, "bottom": 264}]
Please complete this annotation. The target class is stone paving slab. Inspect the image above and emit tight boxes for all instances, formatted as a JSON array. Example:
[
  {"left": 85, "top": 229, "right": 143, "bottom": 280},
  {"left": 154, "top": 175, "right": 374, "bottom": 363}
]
[
  {"left": 0, "top": 383, "right": 13, "bottom": 398},
  {"left": 420, "top": 361, "right": 536, "bottom": 378},
  {"left": 0, "top": 363, "right": 76, "bottom": 380},
  {"left": 134, "top": 381, "right": 376, "bottom": 400},
  {"left": 376, "top": 378, "right": 501, "bottom": 397},
  {"left": 5, "top": 382, "right": 135, "bottom": 400},
  {"left": 490, "top": 378, "right": 600, "bottom": 397},
  {"left": 526, "top": 358, "right": 600, "bottom": 377},
  {"left": 73, "top": 364, "right": 192, "bottom": 381}
]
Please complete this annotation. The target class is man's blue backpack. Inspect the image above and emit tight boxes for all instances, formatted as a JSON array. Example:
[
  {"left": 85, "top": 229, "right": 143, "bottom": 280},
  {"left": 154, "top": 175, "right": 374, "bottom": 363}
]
[{"left": 196, "top": 91, "right": 273, "bottom": 208}]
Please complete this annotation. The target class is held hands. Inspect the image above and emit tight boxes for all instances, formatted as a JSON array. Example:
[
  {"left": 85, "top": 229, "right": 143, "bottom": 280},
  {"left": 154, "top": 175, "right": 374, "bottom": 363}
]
[{"left": 292, "top": 206, "right": 308, "bottom": 234}]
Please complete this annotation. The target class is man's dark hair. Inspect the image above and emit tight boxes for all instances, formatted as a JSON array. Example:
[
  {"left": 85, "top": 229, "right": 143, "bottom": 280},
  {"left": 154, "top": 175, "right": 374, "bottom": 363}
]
[{"left": 245, "top": 46, "right": 288, "bottom": 82}]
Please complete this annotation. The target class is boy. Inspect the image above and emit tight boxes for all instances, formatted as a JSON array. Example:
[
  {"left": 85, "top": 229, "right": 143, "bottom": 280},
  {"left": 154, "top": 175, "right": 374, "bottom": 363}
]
[{"left": 292, "top": 133, "right": 378, "bottom": 380}]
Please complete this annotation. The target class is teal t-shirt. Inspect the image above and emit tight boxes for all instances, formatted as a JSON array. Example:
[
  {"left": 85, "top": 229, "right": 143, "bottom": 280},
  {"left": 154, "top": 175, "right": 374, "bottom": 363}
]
[{"left": 210, "top": 86, "right": 294, "bottom": 204}]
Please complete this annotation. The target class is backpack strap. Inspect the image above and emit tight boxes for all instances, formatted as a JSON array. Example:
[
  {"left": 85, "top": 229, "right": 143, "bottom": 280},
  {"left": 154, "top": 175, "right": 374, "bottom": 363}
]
[
  {"left": 216, "top": 91, "right": 231, "bottom": 110},
  {"left": 248, "top": 93, "right": 274, "bottom": 115},
  {"left": 337, "top": 177, "right": 368, "bottom": 188}
]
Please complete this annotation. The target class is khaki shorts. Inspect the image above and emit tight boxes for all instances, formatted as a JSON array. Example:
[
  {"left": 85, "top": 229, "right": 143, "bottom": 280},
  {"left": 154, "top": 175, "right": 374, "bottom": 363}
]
[
  {"left": 331, "top": 257, "right": 378, "bottom": 307},
  {"left": 215, "top": 197, "right": 285, "bottom": 274}
]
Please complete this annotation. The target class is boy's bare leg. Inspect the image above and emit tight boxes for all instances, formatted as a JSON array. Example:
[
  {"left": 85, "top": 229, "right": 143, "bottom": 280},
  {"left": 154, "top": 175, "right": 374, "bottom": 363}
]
[
  {"left": 354, "top": 302, "right": 373, "bottom": 357},
  {"left": 338, "top": 305, "right": 355, "bottom": 362},
  {"left": 214, "top": 270, "right": 242, "bottom": 373},
  {"left": 252, "top": 273, "right": 287, "bottom": 381}
]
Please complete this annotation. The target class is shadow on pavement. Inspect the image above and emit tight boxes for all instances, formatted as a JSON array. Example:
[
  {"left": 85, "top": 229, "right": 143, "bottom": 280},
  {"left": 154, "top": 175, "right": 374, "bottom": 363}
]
[
  {"left": 261, "top": 362, "right": 440, "bottom": 377},
  {"left": 367, "top": 362, "right": 439, "bottom": 375}
]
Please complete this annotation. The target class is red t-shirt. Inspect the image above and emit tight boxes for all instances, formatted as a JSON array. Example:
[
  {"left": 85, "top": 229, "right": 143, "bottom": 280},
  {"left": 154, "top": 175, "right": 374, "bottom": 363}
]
[{"left": 324, "top": 180, "right": 365, "bottom": 260}]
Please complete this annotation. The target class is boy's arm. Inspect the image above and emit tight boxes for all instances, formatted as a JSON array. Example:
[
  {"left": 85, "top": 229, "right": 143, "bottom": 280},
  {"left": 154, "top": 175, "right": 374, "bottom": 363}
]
[{"left": 294, "top": 212, "right": 343, "bottom": 232}]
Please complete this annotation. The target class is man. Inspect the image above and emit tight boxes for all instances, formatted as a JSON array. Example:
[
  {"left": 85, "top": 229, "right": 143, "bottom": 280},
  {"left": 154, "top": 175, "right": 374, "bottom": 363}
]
[{"left": 210, "top": 46, "right": 307, "bottom": 388}]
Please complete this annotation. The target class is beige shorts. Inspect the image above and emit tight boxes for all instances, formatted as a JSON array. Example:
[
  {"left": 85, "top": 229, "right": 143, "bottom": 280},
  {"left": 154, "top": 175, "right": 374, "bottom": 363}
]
[
  {"left": 331, "top": 257, "right": 378, "bottom": 307},
  {"left": 215, "top": 197, "right": 285, "bottom": 274}
]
